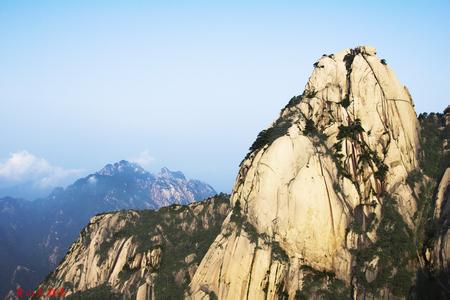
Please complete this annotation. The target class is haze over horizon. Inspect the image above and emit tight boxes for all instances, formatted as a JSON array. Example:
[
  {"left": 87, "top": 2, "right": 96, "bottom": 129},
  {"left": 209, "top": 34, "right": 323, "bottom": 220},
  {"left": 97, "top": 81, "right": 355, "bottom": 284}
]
[{"left": 1, "top": 0, "right": 449, "bottom": 194}]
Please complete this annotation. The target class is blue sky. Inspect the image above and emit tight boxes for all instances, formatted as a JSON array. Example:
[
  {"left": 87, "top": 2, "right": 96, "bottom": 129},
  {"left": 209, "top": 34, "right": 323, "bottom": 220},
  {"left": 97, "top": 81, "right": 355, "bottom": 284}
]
[{"left": 0, "top": 0, "right": 449, "bottom": 193}]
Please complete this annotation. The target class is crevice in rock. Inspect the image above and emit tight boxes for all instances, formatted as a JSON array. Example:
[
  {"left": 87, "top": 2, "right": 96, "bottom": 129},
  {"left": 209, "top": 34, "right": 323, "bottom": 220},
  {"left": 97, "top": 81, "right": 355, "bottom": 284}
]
[
  {"left": 245, "top": 245, "right": 258, "bottom": 300},
  {"left": 107, "top": 238, "right": 129, "bottom": 282},
  {"left": 316, "top": 152, "right": 337, "bottom": 255}
]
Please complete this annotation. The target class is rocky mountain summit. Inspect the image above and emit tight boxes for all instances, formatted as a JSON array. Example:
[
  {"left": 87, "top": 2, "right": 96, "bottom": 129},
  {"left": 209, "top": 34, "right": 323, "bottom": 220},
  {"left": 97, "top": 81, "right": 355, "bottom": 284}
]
[
  {"left": 36, "top": 47, "right": 449, "bottom": 299},
  {"left": 0, "top": 161, "right": 215, "bottom": 299},
  {"left": 188, "top": 46, "right": 448, "bottom": 299},
  {"left": 82, "top": 161, "right": 216, "bottom": 209}
]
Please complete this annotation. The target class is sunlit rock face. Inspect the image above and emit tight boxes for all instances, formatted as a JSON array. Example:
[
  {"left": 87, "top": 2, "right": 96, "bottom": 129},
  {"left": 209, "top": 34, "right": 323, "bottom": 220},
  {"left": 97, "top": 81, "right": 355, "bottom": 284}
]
[
  {"left": 189, "top": 46, "right": 420, "bottom": 299},
  {"left": 37, "top": 195, "right": 230, "bottom": 299}
]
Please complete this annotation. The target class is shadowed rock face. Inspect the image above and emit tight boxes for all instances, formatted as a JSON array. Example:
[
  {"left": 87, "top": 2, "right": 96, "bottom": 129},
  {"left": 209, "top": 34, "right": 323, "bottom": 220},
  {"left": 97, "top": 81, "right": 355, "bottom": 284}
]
[
  {"left": 189, "top": 46, "right": 421, "bottom": 299},
  {"left": 429, "top": 169, "right": 450, "bottom": 283},
  {"left": 414, "top": 108, "right": 450, "bottom": 299}
]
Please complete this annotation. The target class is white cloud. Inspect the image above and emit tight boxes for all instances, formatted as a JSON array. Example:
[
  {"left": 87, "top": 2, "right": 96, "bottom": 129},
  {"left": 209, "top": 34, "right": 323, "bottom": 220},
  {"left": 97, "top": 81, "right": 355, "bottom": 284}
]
[
  {"left": 0, "top": 151, "right": 83, "bottom": 189},
  {"left": 128, "top": 150, "right": 155, "bottom": 169}
]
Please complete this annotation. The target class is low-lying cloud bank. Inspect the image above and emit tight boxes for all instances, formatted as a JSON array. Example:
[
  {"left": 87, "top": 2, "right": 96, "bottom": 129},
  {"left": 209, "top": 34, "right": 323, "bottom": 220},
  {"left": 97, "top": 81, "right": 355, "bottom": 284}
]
[{"left": 0, "top": 151, "right": 84, "bottom": 199}]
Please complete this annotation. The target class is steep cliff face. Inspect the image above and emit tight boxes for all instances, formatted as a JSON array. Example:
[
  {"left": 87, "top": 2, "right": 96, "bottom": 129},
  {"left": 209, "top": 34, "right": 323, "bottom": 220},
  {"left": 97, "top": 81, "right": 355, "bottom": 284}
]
[
  {"left": 412, "top": 169, "right": 450, "bottom": 300},
  {"left": 429, "top": 169, "right": 450, "bottom": 274},
  {"left": 414, "top": 108, "right": 450, "bottom": 299},
  {"left": 189, "top": 46, "right": 421, "bottom": 299},
  {"left": 38, "top": 194, "right": 229, "bottom": 299}
]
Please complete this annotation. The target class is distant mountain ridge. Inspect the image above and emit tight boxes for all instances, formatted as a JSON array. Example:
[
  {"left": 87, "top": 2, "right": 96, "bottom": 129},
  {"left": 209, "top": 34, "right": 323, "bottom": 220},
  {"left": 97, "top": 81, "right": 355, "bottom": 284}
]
[
  {"left": 53, "top": 160, "right": 216, "bottom": 210},
  {"left": 0, "top": 160, "right": 216, "bottom": 298}
]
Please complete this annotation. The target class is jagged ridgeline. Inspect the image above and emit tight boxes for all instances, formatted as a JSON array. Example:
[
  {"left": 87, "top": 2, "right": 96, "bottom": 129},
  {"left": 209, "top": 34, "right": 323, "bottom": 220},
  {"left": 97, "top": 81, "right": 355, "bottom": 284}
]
[
  {"left": 38, "top": 194, "right": 230, "bottom": 299},
  {"left": 188, "top": 46, "right": 445, "bottom": 299}
]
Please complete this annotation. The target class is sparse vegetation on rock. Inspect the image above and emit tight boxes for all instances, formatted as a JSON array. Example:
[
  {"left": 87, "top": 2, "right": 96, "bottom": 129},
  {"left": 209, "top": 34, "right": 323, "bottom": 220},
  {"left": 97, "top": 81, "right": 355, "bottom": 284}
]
[{"left": 38, "top": 194, "right": 230, "bottom": 299}]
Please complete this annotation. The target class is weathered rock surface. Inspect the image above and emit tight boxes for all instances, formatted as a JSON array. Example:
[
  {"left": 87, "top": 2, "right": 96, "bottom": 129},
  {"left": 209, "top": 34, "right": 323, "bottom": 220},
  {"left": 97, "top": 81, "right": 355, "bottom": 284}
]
[
  {"left": 415, "top": 167, "right": 450, "bottom": 299},
  {"left": 189, "top": 46, "right": 421, "bottom": 299},
  {"left": 0, "top": 160, "right": 216, "bottom": 299},
  {"left": 38, "top": 194, "right": 230, "bottom": 299},
  {"left": 431, "top": 168, "right": 450, "bottom": 271}
]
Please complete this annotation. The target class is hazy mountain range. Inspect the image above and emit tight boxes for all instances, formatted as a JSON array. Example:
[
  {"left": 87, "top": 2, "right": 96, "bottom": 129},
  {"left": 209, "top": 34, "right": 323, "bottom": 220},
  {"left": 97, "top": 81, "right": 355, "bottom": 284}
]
[{"left": 0, "top": 160, "right": 216, "bottom": 298}]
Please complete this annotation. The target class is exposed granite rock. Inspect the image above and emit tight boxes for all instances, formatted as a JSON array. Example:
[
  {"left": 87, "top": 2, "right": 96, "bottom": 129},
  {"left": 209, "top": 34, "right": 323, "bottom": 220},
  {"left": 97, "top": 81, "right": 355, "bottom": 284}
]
[
  {"left": 415, "top": 168, "right": 450, "bottom": 299},
  {"left": 37, "top": 194, "right": 230, "bottom": 299},
  {"left": 189, "top": 46, "right": 421, "bottom": 299}
]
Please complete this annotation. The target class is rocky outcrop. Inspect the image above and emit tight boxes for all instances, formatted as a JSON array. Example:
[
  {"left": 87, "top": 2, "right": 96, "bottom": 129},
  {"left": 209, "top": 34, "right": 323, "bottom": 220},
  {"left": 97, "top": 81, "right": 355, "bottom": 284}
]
[
  {"left": 0, "top": 161, "right": 216, "bottom": 299},
  {"left": 189, "top": 46, "right": 421, "bottom": 299},
  {"left": 417, "top": 109, "right": 450, "bottom": 182},
  {"left": 412, "top": 168, "right": 450, "bottom": 300},
  {"left": 430, "top": 168, "right": 450, "bottom": 272},
  {"left": 38, "top": 194, "right": 230, "bottom": 299}
]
